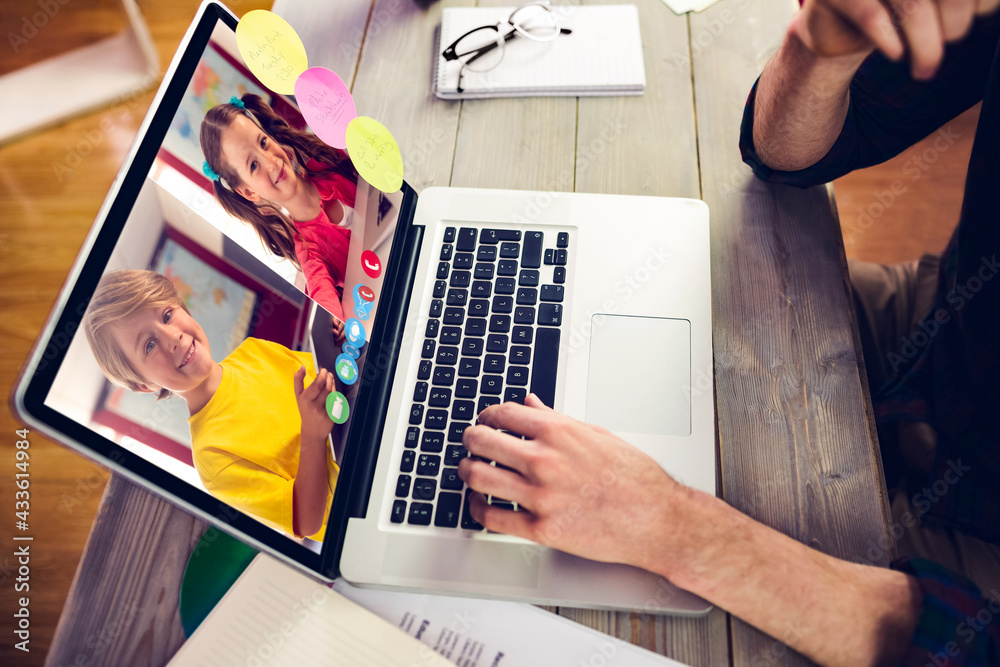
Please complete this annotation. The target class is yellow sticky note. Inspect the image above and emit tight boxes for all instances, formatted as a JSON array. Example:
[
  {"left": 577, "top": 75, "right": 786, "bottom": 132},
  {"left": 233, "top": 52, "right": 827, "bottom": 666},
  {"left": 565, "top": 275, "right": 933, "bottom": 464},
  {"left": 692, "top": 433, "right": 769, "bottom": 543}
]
[
  {"left": 235, "top": 10, "right": 308, "bottom": 95},
  {"left": 345, "top": 117, "right": 404, "bottom": 194}
]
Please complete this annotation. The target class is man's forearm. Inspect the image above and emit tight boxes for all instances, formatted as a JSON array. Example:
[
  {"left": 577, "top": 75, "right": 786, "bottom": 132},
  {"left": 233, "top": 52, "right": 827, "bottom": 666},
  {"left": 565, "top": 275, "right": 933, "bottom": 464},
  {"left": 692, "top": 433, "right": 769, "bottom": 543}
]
[
  {"left": 753, "top": 24, "right": 870, "bottom": 172},
  {"left": 648, "top": 486, "right": 922, "bottom": 666}
]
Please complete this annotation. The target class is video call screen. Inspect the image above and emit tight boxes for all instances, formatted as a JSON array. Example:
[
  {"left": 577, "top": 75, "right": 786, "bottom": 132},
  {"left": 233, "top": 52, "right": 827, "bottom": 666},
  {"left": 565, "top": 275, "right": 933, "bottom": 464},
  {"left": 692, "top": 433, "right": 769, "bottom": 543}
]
[{"left": 44, "top": 15, "right": 402, "bottom": 552}]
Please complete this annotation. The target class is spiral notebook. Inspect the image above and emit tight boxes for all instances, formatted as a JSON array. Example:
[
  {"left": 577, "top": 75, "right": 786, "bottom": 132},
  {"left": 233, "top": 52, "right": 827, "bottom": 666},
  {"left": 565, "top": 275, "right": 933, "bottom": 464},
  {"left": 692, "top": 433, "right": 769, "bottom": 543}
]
[{"left": 433, "top": 4, "right": 646, "bottom": 99}]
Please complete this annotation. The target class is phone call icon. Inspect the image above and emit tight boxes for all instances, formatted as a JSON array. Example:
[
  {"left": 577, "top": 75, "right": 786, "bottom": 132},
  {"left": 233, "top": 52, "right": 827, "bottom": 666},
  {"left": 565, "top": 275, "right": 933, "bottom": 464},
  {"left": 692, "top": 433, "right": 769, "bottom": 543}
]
[{"left": 361, "top": 250, "right": 382, "bottom": 278}]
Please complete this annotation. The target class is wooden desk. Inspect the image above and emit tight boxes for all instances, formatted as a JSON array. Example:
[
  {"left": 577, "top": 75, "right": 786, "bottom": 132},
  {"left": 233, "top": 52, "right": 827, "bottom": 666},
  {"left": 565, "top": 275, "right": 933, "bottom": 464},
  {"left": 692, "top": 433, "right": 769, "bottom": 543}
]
[{"left": 45, "top": 0, "right": 893, "bottom": 664}]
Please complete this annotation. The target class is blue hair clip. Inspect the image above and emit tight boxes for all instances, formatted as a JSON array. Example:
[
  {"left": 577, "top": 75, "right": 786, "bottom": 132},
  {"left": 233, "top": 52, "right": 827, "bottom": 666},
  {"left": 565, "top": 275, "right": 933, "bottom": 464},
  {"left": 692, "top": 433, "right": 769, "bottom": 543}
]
[
  {"left": 230, "top": 96, "right": 245, "bottom": 109},
  {"left": 203, "top": 161, "right": 220, "bottom": 182}
]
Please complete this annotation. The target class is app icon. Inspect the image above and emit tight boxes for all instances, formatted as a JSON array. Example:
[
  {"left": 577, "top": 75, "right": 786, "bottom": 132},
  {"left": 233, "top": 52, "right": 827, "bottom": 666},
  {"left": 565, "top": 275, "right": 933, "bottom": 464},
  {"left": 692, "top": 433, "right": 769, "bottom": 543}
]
[
  {"left": 335, "top": 354, "right": 359, "bottom": 385},
  {"left": 345, "top": 317, "right": 367, "bottom": 347},
  {"left": 341, "top": 343, "right": 361, "bottom": 359},
  {"left": 354, "top": 283, "right": 375, "bottom": 303},
  {"left": 352, "top": 299, "right": 373, "bottom": 321},
  {"left": 361, "top": 250, "right": 382, "bottom": 278},
  {"left": 326, "top": 391, "right": 350, "bottom": 424}
]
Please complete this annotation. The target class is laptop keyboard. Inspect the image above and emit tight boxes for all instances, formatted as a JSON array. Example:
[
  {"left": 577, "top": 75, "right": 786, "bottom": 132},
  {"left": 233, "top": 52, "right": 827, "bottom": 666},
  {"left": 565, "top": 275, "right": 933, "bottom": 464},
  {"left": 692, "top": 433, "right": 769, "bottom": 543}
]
[{"left": 390, "top": 226, "right": 569, "bottom": 531}]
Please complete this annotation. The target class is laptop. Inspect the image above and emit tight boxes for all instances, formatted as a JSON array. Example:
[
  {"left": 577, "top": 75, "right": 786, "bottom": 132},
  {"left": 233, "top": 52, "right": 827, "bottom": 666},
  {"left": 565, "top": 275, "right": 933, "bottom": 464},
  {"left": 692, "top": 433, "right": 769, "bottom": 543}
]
[{"left": 12, "top": 0, "right": 715, "bottom": 614}]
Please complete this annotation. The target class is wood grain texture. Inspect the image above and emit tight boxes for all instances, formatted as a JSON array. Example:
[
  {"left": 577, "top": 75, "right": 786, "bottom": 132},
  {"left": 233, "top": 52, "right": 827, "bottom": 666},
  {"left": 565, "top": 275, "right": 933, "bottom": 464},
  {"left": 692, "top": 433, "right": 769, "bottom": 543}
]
[
  {"left": 557, "top": 1, "right": 726, "bottom": 664},
  {"left": 575, "top": 0, "right": 700, "bottom": 198},
  {"left": 44, "top": 475, "right": 206, "bottom": 667},
  {"left": 450, "top": 0, "right": 578, "bottom": 190},
  {"left": 690, "top": 0, "right": 893, "bottom": 664},
  {"left": 350, "top": 0, "right": 469, "bottom": 191}
]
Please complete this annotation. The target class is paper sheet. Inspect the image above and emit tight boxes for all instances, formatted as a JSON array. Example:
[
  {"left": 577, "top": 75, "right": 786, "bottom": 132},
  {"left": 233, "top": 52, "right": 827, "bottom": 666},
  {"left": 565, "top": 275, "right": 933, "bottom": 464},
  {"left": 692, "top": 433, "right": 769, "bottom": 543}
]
[
  {"left": 171, "top": 553, "right": 692, "bottom": 666},
  {"left": 659, "top": 0, "right": 724, "bottom": 14},
  {"left": 334, "top": 579, "right": 692, "bottom": 667}
]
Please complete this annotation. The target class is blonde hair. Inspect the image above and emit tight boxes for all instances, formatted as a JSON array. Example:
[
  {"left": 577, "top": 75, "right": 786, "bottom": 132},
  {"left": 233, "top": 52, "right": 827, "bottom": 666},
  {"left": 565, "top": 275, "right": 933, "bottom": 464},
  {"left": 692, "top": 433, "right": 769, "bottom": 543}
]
[{"left": 83, "top": 270, "right": 188, "bottom": 400}]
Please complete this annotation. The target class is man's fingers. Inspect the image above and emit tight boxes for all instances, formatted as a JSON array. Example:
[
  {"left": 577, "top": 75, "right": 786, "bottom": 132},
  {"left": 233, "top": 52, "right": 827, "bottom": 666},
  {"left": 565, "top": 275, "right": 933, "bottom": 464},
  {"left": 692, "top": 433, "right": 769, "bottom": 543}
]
[
  {"left": 476, "top": 400, "right": 559, "bottom": 439},
  {"left": 466, "top": 491, "right": 535, "bottom": 539},
  {"left": 458, "top": 458, "right": 533, "bottom": 504},
  {"left": 823, "top": 0, "right": 905, "bottom": 59},
  {"left": 938, "top": 0, "right": 976, "bottom": 40},
  {"left": 890, "top": 0, "right": 945, "bottom": 78},
  {"left": 523, "top": 393, "right": 552, "bottom": 411},
  {"left": 462, "top": 424, "right": 533, "bottom": 472},
  {"left": 975, "top": 0, "right": 1000, "bottom": 15}
]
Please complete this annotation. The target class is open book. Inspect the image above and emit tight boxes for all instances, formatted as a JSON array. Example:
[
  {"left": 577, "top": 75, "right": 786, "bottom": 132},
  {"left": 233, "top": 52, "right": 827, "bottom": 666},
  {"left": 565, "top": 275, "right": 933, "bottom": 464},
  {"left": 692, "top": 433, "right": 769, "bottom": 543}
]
[
  {"left": 168, "top": 555, "right": 454, "bottom": 666},
  {"left": 434, "top": 4, "right": 646, "bottom": 99}
]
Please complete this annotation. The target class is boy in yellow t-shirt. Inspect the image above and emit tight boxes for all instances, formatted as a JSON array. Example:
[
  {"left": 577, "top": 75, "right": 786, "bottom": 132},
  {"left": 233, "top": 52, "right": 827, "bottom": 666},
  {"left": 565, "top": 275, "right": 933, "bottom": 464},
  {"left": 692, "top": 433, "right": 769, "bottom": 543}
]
[{"left": 83, "top": 270, "right": 338, "bottom": 540}]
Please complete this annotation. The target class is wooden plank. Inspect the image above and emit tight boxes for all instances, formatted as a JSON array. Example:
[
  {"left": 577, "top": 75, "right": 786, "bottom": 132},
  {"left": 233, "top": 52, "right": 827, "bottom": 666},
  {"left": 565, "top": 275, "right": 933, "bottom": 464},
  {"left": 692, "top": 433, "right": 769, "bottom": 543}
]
[
  {"left": 690, "top": 0, "right": 893, "bottom": 664},
  {"left": 575, "top": 0, "right": 700, "bottom": 198},
  {"left": 271, "top": 0, "right": 373, "bottom": 83},
  {"left": 450, "top": 0, "right": 579, "bottom": 189},
  {"left": 350, "top": 0, "right": 473, "bottom": 191},
  {"left": 559, "top": 2, "right": 728, "bottom": 664},
  {"left": 45, "top": 475, "right": 206, "bottom": 667}
]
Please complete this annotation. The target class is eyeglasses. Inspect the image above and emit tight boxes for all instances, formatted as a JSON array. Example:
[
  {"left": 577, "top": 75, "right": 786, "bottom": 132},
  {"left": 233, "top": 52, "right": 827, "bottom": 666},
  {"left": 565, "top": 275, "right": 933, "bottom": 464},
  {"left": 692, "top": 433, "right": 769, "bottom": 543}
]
[{"left": 441, "top": 2, "right": 573, "bottom": 93}]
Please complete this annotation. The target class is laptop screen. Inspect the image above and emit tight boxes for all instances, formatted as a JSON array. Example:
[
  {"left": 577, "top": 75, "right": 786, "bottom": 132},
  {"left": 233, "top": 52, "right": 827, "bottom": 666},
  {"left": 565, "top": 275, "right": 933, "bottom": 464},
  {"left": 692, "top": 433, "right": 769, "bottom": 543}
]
[{"left": 37, "top": 7, "right": 407, "bottom": 561}]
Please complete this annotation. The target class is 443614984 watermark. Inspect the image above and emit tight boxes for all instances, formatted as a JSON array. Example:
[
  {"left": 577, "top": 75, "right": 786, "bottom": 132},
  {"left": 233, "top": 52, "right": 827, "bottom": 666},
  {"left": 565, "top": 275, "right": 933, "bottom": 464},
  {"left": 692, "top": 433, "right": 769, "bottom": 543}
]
[{"left": 13, "top": 428, "right": 32, "bottom": 653}]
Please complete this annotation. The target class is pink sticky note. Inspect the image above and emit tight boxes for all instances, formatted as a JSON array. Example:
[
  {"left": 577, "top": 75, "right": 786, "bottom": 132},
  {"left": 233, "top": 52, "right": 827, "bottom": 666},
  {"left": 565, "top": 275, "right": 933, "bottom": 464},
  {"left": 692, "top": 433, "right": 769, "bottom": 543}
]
[{"left": 295, "top": 67, "right": 357, "bottom": 149}]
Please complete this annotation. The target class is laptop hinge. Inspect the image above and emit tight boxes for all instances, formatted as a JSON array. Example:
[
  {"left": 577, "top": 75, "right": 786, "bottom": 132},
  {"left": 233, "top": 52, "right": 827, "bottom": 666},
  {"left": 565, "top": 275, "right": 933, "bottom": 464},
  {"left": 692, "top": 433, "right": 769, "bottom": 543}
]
[{"left": 324, "top": 184, "right": 421, "bottom": 576}]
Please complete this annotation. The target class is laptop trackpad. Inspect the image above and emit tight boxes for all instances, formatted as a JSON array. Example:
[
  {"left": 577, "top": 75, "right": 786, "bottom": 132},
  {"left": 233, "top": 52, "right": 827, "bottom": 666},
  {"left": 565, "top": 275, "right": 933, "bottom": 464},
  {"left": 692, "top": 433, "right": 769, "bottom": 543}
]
[{"left": 586, "top": 315, "right": 691, "bottom": 436}]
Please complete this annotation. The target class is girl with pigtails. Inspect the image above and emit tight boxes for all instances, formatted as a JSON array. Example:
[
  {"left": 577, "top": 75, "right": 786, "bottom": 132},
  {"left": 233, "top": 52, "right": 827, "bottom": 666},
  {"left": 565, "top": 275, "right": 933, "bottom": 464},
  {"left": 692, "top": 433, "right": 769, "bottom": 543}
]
[{"left": 200, "top": 94, "right": 358, "bottom": 332}]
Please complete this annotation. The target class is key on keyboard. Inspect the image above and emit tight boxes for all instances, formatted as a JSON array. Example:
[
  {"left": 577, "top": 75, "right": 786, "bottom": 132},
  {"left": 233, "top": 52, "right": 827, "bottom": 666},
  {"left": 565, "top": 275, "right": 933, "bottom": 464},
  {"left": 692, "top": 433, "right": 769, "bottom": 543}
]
[{"left": 394, "top": 226, "right": 569, "bottom": 529}]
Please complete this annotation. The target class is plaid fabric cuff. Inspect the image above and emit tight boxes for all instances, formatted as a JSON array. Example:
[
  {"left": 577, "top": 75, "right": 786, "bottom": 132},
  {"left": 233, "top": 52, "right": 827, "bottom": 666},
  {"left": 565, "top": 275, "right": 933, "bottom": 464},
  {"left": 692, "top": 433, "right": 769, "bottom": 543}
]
[{"left": 891, "top": 557, "right": 1000, "bottom": 666}]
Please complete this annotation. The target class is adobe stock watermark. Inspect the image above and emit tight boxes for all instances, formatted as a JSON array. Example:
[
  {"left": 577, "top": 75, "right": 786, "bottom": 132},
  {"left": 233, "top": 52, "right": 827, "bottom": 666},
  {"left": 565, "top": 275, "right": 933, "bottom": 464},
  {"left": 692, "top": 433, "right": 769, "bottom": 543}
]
[
  {"left": 337, "top": 0, "right": 406, "bottom": 61},
  {"left": 502, "top": 117, "right": 627, "bottom": 221},
  {"left": 924, "top": 588, "right": 1000, "bottom": 667},
  {"left": 748, "top": 620, "right": 808, "bottom": 667},
  {"left": 517, "top": 446, "right": 639, "bottom": 566},
  {"left": 887, "top": 254, "right": 999, "bottom": 373},
  {"left": 843, "top": 126, "right": 960, "bottom": 245},
  {"left": 60, "top": 453, "right": 117, "bottom": 515},
  {"left": 35, "top": 300, "right": 88, "bottom": 372},
  {"left": 562, "top": 243, "right": 674, "bottom": 356},
  {"left": 59, "top": 602, "right": 146, "bottom": 666},
  {"left": 669, "top": 0, "right": 753, "bottom": 71},
  {"left": 857, "top": 458, "right": 971, "bottom": 564},
  {"left": 50, "top": 72, "right": 158, "bottom": 182},
  {"left": 396, "top": 606, "right": 479, "bottom": 666},
  {"left": 238, "top": 588, "right": 329, "bottom": 667},
  {"left": 684, "top": 360, "right": 714, "bottom": 400},
  {"left": 577, "top": 638, "right": 621, "bottom": 667},
  {"left": 405, "top": 110, "right": 460, "bottom": 176},
  {"left": 7, "top": 0, "right": 71, "bottom": 54}
]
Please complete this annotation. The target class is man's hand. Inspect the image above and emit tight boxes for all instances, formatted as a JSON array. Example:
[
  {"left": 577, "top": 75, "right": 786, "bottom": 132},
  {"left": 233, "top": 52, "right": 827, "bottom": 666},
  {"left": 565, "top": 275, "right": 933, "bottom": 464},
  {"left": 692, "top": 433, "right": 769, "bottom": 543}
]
[
  {"left": 294, "top": 366, "right": 335, "bottom": 442},
  {"left": 796, "top": 0, "right": 996, "bottom": 79},
  {"left": 458, "top": 394, "right": 683, "bottom": 573}
]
